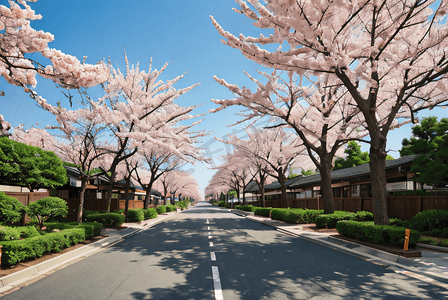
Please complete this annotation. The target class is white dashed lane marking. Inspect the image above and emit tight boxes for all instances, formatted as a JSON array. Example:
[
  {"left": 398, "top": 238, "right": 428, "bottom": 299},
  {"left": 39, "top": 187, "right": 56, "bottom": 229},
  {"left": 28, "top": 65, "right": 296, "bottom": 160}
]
[
  {"left": 212, "top": 266, "right": 224, "bottom": 300},
  {"left": 211, "top": 252, "right": 216, "bottom": 261}
]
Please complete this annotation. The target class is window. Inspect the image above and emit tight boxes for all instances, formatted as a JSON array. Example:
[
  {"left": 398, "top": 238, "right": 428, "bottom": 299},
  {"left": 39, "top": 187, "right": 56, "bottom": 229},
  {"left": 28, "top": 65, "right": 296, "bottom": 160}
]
[
  {"left": 352, "top": 185, "right": 358, "bottom": 196},
  {"left": 361, "top": 184, "right": 371, "bottom": 197},
  {"left": 343, "top": 186, "right": 349, "bottom": 198}
]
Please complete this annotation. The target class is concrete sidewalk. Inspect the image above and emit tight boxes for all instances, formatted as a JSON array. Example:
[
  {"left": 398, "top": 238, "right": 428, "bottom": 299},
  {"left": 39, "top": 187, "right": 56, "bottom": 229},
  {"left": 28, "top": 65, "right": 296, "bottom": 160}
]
[
  {"left": 0, "top": 212, "right": 176, "bottom": 294},
  {"left": 231, "top": 209, "right": 448, "bottom": 290}
]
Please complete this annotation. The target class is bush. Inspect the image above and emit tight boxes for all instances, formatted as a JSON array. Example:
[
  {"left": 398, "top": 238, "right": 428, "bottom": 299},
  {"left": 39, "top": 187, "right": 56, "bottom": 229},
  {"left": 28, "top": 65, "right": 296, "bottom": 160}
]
[
  {"left": 26, "top": 197, "right": 68, "bottom": 229},
  {"left": 143, "top": 208, "right": 158, "bottom": 219},
  {"left": 217, "top": 201, "right": 226, "bottom": 207},
  {"left": 390, "top": 219, "right": 411, "bottom": 228},
  {"left": 156, "top": 206, "right": 167, "bottom": 214},
  {"left": 165, "top": 205, "right": 177, "bottom": 212},
  {"left": 0, "top": 225, "right": 21, "bottom": 241},
  {"left": 336, "top": 220, "right": 421, "bottom": 248},
  {"left": 85, "top": 213, "right": 125, "bottom": 227},
  {"left": 0, "top": 228, "right": 85, "bottom": 266},
  {"left": 352, "top": 211, "right": 374, "bottom": 222},
  {"left": 254, "top": 207, "right": 272, "bottom": 217},
  {"left": 127, "top": 209, "right": 144, "bottom": 222},
  {"left": 17, "top": 226, "right": 40, "bottom": 239},
  {"left": 315, "top": 211, "right": 355, "bottom": 228},
  {"left": 44, "top": 222, "right": 102, "bottom": 239},
  {"left": 410, "top": 209, "right": 448, "bottom": 232},
  {"left": 235, "top": 205, "right": 257, "bottom": 212},
  {"left": 0, "top": 192, "right": 25, "bottom": 225}
]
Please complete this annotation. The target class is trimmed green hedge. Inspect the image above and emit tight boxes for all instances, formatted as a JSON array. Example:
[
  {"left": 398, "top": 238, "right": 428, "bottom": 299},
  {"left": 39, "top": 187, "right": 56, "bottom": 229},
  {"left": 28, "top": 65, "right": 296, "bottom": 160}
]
[
  {"left": 85, "top": 213, "right": 125, "bottom": 227},
  {"left": 127, "top": 209, "right": 144, "bottom": 222},
  {"left": 235, "top": 205, "right": 257, "bottom": 212},
  {"left": 410, "top": 209, "right": 448, "bottom": 232},
  {"left": 315, "top": 211, "right": 374, "bottom": 228},
  {"left": 254, "top": 207, "right": 272, "bottom": 217},
  {"left": 156, "top": 206, "right": 167, "bottom": 214},
  {"left": 0, "top": 225, "right": 41, "bottom": 241},
  {"left": 143, "top": 208, "right": 158, "bottom": 219},
  {"left": 44, "top": 222, "right": 103, "bottom": 239},
  {"left": 165, "top": 205, "right": 177, "bottom": 212},
  {"left": 336, "top": 220, "right": 421, "bottom": 248},
  {"left": 0, "top": 228, "right": 85, "bottom": 266}
]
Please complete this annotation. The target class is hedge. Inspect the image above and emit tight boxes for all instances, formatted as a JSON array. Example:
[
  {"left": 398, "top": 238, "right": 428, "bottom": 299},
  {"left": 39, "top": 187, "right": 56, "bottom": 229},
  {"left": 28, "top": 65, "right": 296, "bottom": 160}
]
[
  {"left": 85, "top": 213, "right": 125, "bottom": 227},
  {"left": 315, "top": 211, "right": 374, "bottom": 228},
  {"left": 127, "top": 209, "right": 144, "bottom": 222},
  {"left": 143, "top": 208, "right": 158, "bottom": 219},
  {"left": 336, "top": 220, "right": 421, "bottom": 248},
  {"left": 235, "top": 205, "right": 257, "bottom": 212},
  {"left": 254, "top": 207, "right": 272, "bottom": 217},
  {"left": 165, "top": 205, "right": 177, "bottom": 212},
  {"left": 44, "top": 222, "right": 103, "bottom": 239},
  {"left": 410, "top": 209, "right": 448, "bottom": 232},
  {"left": 156, "top": 205, "right": 167, "bottom": 214},
  {"left": 0, "top": 228, "right": 85, "bottom": 266}
]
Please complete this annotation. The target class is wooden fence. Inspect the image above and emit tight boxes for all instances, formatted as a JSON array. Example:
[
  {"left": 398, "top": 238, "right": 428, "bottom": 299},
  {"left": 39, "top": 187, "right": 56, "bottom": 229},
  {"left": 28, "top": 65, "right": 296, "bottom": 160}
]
[{"left": 258, "top": 195, "right": 448, "bottom": 220}]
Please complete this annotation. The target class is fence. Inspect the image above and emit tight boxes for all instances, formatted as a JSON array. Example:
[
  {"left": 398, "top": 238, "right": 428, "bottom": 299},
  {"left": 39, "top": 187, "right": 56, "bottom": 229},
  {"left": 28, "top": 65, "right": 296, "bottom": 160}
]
[{"left": 255, "top": 195, "right": 448, "bottom": 220}]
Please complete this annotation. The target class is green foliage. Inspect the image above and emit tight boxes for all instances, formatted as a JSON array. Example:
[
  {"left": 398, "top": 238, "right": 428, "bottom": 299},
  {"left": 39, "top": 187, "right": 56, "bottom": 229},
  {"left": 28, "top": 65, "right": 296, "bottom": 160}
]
[
  {"left": 127, "top": 209, "right": 144, "bottom": 222},
  {"left": 0, "top": 192, "right": 25, "bottom": 224},
  {"left": 333, "top": 141, "right": 369, "bottom": 171},
  {"left": 176, "top": 200, "right": 189, "bottom": 209},
  {"left": 235, "top": 205, "right": 257, "bottom": 212},
  {"left": 0, "top": 228, "right": 85, "bottom": 266},
  {"left": 301, "top": 169, "right": 316, "bottom": 175},
  {"left": 400, "top": 116, "right": 448, "bottom": 186},
  {"left": 165, "top": 205, "right": 177, "bottom": 212},
  {"left": 0, "top": 225, "right": 20, "bottom": 241},
  {"left": 26, "top": 197, "right": 68, "bottom": 229},
  {"left": 266, "top": 208, "right": 325, "bottom": 223},
  {"left": 217, "top": 200, "right": 226, "bottom": 207},
  {"left": 315, "top": 211, "right": 356, "bottom": 228},
  {"left": 17, "top": 226, "right": 40, "bottom": 239},
  {"left": 0, "top": 138, "right": 68, "bottom": 191},
  {"left": 156, "top": 205, "right": 167, "bottom": 214},
  {"left": 44, "top": 222, "right": 102, "bottom": 239},
  {"left": 254, "top": 207, "right": 272, "bottom": 217},
  {"left": 85, "top": 213, "right": 125, "bottom": 227},
  {"left": 143, "top": 208, "right": 158, "bottom": 219},
  {"left": 410, "top": 209, "right": 448, "bottom": 232},
  {"left": 336, "top": 220, "right": 421, "bottom": 248}
]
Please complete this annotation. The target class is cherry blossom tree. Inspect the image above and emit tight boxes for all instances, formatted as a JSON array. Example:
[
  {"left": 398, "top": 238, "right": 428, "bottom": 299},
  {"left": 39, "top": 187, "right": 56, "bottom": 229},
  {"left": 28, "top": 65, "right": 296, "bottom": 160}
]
[
  {"left": 92, "top": 54, "right": 200, "bottom": 212},
  {"left": 0, "top": 115, "right": 11, "bottom": 137},
  {"left": 219, "top": 126, "right": 310, "bottom": 208},
  {"left": 211, "top": 0, "right": 448, "bottom": 223},
  {"left": 0, "top": 0, "right": 107, "bottom": 108},
  {"left": 212, "top": 71, "right": 359, "bottom": 213}
]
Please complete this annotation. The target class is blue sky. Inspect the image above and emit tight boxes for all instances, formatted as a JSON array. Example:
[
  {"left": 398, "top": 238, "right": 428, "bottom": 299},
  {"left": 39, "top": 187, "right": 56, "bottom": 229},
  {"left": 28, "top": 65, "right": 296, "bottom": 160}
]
[{"left": 1, "top": 0, "right": 446, "bottom": 198}]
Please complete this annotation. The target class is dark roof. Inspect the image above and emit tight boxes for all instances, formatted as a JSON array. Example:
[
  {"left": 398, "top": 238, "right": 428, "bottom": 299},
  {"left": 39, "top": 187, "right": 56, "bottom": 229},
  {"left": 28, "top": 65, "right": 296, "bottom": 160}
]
[
  {"left": 288, "top": 154, "right": 420, "bottom": 189},
  {"left": 244, "top": 180, "right": 259, "bottom": 193},
  {"left": 264, "top": 181, "right": 281, "bottom": 190}
]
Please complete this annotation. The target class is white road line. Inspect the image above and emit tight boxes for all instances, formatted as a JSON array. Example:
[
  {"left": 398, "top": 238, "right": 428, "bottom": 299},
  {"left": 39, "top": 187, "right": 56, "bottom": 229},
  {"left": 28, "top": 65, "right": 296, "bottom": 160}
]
[
  {"left": 208, "top": 226, "right": 210, "bottom": 230},
  {"left": 210, "top": 252, "right": 216, "bottom": 261},
  {"left": 206, "top": 219, "right": 209, "bottom": 224},
  {"left": 210, "top": 242, "right": 213, "bottom": 247},
  {"left": 212, "top": 266, "right": 224, "bottom": 300},
  {"left": 208, "top": 235, "right": 212, "bottom": 239}
]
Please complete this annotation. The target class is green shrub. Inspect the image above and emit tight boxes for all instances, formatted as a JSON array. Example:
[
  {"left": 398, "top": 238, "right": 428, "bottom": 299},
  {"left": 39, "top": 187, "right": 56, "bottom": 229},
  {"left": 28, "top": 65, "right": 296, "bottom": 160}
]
[
  {"left": 236, "top": 205, "right": 257, "bottom": 212},
  {"left": 156, "top": 206, "right": 167, "bottom": 214},
  {"left": 352, "top": 211, "right": 374, "bottom": 222},
  {"left": 440, "top": 240, "right": 448, "bottom": 247},
  {"left": 270, "top": 208, "right": 289, "bottom": 221},
  {"left": 315, "top": 211, "right": 355, "bottom": 228},
  {"left": 0, "top": 228, "right": 85, "bottom": 266},
  {"left": 17, "top": 226, "right": 40, "bottom": 239},
  {"left": 0, "top": 192, "right": 25, "bottom": 225},
  {"left": 217, "top": 201, "right": 226, "bottom": 207},
  {"left": 143, "top": 208, "right": 158, "bottom": 219},
  {"left": 26, "top": 197, "right": 68, "bottom": 229},
  {"left": 127, "top": 209, "right": 144, "bottom": 222},
  {"left": 85, "top": 213, "right": 125, "bottom": 227},
  {"left": 390, "top": 219, "right": 411, "bottom": 228},
  {"left": 44, "top": 222, "right": 102, "bottom": 239},
  {"left": 165, "top": 205, "right": 177, "bottom": 212},
  {"left": 336, "top": 220, "right": 421, "bottom": 248},
  {"left": 410, "top": 209, "right": 448, "bottom": 231},
  {"left": 0, "top": 225, "right": 21, "bottom": 241},
  {"left": 254, "top": 207, "right": 272, "bottom": 217}
]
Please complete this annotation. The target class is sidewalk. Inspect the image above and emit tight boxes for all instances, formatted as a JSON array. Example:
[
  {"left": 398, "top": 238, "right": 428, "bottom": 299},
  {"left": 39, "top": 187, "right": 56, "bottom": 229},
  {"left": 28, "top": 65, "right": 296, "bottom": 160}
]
[
  {"left": 0, "top": 212, "right": 176, "bottom": 294},
  {"left": 231, "top": 209, "right": 448, "bottom": 290}
]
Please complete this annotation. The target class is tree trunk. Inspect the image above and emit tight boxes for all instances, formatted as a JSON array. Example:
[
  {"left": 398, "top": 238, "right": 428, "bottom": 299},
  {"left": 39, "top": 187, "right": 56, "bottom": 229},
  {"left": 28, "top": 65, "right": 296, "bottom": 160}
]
[
  {"left": 106, "top": 170, "right": 116, "bottom": 213},
  {"left": 242, "top": 190, "right": 246, "bottom": 205},
  {"left": 144, "top": 181, "right": 154, "bottom": 209},
  {"left": 369, "top": 136, "right": 389, "bottom": 225},
  {"left": 278, "top": 173, "right": 288, "bottom": 208},
  {"left": 77, "top": 178, "right": 87, "bottom": 224},
  {"left": 259, "top": 176, "right": 266, "bottom": 208},
  {"left": 124, "top": 177, "right": 130, "bottom": 222},
  {"left": 319, "top": 156, "right": 334, "bottom": 214}
]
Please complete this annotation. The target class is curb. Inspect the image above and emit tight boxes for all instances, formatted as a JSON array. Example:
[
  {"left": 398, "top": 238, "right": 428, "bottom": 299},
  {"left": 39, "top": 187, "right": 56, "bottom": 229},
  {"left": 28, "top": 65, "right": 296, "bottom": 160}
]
[
  {"left": 0, "top": 212, "right": 176, "bottom": 293},
  {"left": 417, "top": 243, "right": 448, "bottom": 253}
]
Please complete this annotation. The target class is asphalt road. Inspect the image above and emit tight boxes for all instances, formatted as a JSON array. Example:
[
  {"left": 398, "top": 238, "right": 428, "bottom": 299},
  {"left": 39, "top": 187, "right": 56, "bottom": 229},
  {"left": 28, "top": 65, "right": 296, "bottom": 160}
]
[{"left": 4, "top": 202, "right": 447, "bottom": 299}]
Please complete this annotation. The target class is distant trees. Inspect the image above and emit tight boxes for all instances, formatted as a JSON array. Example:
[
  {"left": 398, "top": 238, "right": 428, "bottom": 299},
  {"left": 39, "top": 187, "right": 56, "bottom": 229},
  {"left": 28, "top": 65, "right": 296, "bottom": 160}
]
[
  {"left": 0, "top": 138, "right": 67, "bottom": 192},
  {"left": 333, "top": 142, "right": 370, "bottom": 171},
  {"left": 400, "top": 117, "right": 448, "bottom": 187}
]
